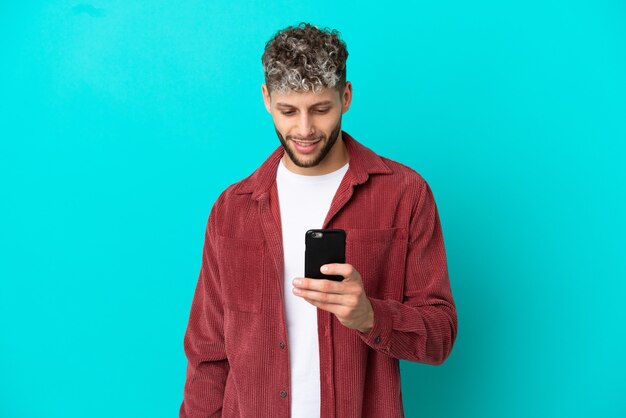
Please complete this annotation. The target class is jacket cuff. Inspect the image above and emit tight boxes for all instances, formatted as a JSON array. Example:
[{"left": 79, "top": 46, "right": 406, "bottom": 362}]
[{"left": 357, "top": 297, "right": 393, "bottom": 353}]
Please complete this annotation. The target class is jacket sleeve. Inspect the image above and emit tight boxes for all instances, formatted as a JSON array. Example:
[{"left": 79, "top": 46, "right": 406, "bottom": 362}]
[
  {"left": 180, "top": 198, "right": 229, "bottom": 417},
  {"left": 358, "top": 179, "right": 458, "bottom": 365}
]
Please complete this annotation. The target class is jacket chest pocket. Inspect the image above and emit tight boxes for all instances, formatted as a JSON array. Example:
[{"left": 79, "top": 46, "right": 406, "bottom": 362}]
[
  {"left": 216, "top": 235, "right": 265, "bottom": 313},
  {"left": 345, "top": 227, "right": 408, "bottom": 301}
]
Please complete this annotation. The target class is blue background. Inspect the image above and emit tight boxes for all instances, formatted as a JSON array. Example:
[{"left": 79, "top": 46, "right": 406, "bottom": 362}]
[{"left": 1, "top": 1, "right": 625, "bottom": 417}]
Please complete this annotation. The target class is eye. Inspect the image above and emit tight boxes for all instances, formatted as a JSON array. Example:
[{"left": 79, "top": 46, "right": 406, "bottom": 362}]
[
  {"left": 281, "top": 111, "right": 295, "bottom": 116},
  {"left": 314, "top": 108, "right": 330, "bottom": 114}
]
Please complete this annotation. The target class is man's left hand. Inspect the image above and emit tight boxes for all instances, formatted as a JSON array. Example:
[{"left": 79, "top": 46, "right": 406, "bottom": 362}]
[{"left": 292, "top": 263, "right": 373, "bottom": 333}]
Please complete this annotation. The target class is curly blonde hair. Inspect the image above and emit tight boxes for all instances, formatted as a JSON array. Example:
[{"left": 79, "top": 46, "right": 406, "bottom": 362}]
[{"left": 262, "top": 22, "right": 349, "bottom": 94}]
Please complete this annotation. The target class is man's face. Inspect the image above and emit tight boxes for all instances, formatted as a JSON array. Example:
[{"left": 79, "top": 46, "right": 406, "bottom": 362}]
[{"left": 262, "top": 83, "right": 352, "bottom": 169}]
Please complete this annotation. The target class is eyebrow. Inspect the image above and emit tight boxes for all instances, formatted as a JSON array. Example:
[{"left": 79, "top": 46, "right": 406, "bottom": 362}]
[{"left": 276, "top": 100, "right": 333, "bottom": 108}]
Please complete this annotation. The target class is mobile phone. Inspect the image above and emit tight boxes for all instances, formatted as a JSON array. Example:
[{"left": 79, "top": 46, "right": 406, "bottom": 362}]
[{"left": 304, "top": 229, "right": 346, "bottom": 281}]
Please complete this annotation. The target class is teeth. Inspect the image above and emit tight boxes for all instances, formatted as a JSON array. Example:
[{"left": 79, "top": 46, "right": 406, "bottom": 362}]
[{"left": 294, "top": 139, "right": 320, "bottom": 146}]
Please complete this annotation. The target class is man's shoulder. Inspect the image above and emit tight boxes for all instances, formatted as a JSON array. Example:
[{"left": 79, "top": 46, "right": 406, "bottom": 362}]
[
  {"left": 374, "top": 152, "right": 428, "bottom": 191},
  {"left": 212, "top": 175, "right": 254, "bottom": 208},
  {"left": 380, "top": 155, "right": 425, "bottom": 180},
  {"left": 212, "top": 144, "right": 279, "bottom": 201},
  {"left": 347, "top": 133, "right": 428, "bottom": 189}
]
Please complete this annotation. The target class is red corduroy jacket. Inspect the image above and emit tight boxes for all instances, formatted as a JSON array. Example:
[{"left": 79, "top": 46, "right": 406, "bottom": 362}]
[{"left": 180, "top": 131, "right": 457, "bottom": 417}]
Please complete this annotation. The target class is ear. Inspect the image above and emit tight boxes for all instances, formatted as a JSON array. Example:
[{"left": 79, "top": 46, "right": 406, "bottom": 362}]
[
  {"left": 341, "top": 81, "right": 353, "bottom": 114},
  {"left": 261, "top": 84, "right": 272, "bottom": 113}
]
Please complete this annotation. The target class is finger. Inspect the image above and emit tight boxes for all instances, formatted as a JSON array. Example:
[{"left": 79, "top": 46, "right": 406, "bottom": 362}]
[
  {"left": 293, "top": 287, "right": 345, "bottom": 304},
  {"left": 320, "top": 263, "right": 358, "bottom": 280},
  {"left": 292, "top": 277, "right": 344, "bottom": 294}
]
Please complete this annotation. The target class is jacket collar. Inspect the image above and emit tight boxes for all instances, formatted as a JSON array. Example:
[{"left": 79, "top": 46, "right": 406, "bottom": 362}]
[{"left": 234, "top": 131, "right": 393, "bottom": 200}]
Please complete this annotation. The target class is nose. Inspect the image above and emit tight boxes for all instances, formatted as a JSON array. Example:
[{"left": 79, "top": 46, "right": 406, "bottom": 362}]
[{"left": 295, "top": 113, "right": 314, "bottom": 138}]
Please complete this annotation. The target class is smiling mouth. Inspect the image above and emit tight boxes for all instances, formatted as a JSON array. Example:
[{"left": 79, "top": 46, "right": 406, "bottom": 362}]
[
  {"left": 291, "top": 138, "right": 322, "bottom": 146},
  {"left": 290, "top": 137, "right": 323, "bottom": 154}
]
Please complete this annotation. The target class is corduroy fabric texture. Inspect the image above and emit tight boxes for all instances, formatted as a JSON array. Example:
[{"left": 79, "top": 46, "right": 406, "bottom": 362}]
[{"left": 180, "top": 131, "right": 457, "bottom": 418}]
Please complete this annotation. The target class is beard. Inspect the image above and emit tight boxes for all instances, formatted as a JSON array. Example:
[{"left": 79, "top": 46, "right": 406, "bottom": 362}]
[{"left": 275, "top": 119, "right": 342, "bottom": 168}]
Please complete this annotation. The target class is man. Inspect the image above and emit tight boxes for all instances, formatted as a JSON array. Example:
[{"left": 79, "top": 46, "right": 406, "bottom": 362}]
[{"left": 180, "top": 23, "right": 457, "bottom": 418}]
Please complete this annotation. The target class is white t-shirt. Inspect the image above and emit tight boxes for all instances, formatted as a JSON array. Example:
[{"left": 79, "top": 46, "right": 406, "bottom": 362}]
[{"left": 276, "top": 158, "right": 349, "bottom": 418}]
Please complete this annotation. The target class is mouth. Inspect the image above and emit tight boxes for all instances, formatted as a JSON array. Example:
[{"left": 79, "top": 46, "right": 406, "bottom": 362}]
[{"left": 291, "top": 138, "right": 322, "bottom": 154}]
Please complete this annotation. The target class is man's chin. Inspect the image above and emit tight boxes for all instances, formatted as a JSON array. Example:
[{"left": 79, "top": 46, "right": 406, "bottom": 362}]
[
  {"left": 276, "top": 123, "right": 342, "bottom": 169},
  {"left": 284, "top": 143, "right": 325, "bottom": 168},
  {"left": 288, "top": 152, "right": 322, "bottom": 168}
]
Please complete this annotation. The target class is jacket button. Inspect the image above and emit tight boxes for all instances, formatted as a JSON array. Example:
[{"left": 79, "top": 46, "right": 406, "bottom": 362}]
[
  {"left": 280, "top": 390, "right": 287, "bottom": 398},
  {"left": 374, "top": 336, "right": 382, "bottom": 344},
  {"left": 279, "top": 341, "right": 285, "bottom": 349}
]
